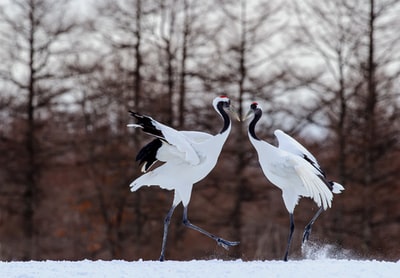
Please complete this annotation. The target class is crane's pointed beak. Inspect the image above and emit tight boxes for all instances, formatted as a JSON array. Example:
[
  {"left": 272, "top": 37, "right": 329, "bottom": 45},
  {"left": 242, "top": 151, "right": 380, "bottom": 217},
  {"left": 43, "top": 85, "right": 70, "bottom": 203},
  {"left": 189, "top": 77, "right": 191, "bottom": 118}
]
[
  {"left": 242, "top": 109, "right": 253, "bottom": 122},
  {"left": 229, "top": 105, "right": 241, "bottom": 122}
]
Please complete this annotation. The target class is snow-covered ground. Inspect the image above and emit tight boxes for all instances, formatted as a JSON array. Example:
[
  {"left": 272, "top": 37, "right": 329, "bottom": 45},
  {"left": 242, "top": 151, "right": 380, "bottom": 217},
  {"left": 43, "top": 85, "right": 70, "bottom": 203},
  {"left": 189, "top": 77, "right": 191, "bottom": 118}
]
[
  {"left": 0, "top": 244, "right": 399, "bottom": 278},
  {"left": 0, "top": 258, "right": 399, "bottom": 278}
]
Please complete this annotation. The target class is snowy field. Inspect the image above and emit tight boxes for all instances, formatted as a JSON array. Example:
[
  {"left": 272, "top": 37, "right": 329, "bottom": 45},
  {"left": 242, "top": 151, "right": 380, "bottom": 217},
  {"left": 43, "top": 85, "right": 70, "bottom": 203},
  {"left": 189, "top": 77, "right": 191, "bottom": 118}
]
[
  {"left": 0, "top": 258, "right": 399, "bottom": 278},
  {"left": 0, "top": 244, "right": 399, "bottom": 278}
]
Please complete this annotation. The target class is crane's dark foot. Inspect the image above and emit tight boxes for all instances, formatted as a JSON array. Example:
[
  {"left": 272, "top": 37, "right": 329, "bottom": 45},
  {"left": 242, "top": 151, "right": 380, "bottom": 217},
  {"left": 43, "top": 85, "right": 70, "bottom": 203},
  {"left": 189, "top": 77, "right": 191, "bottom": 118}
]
[
  {"left": 216, "top": 238, "right": 240, "bottom": 250},
  {"left": 283, "top": 254, "right": 288, "bottom": 262},
  {"left": 159, "top": 254, "right": 165, "bottom": 262},
  {"left": 302, "top": 224, "right": 312, "bottom": 243}
]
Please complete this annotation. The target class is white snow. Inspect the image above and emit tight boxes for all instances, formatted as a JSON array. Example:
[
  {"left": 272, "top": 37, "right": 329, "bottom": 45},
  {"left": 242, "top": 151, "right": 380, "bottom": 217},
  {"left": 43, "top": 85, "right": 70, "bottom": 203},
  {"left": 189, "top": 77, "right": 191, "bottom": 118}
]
[
  {"left": 0, "top": 243, "right": 398, "bottom": 278},
  {"left": 0, "top": 258, "right": 399, "bottom": 278}
]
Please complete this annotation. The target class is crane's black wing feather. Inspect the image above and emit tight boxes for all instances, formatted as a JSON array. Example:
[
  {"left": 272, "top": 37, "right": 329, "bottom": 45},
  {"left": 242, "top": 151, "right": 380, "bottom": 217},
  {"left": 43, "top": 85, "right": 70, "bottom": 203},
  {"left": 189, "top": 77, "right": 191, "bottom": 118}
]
[
  {"left": 129, "top": 111, "right": 164, "bottom": 139},
  {"left": 136, "top": 138, "right": 163, "bottom": 172}
]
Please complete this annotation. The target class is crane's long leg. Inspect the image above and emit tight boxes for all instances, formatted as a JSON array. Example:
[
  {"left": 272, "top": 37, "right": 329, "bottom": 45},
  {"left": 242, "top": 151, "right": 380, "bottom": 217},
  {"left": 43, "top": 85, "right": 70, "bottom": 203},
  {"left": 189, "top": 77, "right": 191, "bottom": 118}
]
[
  {"left": 302, "top": 207, "right": 323, "bottom": 243},
  {"left": 283, "top": 213, "right": 295, "bottom": 261},
  {"left": 182, "top": 206, "right": 239, "bottom": 250},
  {"left": 159, "top": 204, "right": 177, "bottom": 262}
]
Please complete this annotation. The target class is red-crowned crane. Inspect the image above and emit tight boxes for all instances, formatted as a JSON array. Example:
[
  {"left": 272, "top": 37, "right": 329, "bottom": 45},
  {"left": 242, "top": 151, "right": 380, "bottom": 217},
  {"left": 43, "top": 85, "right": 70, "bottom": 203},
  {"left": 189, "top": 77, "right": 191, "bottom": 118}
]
[
  {"left": 245, "top": 102, "right": 344, "bottom": 261},
  {"left": 128, "top": 96, "right": 240, "bottom": 261}
]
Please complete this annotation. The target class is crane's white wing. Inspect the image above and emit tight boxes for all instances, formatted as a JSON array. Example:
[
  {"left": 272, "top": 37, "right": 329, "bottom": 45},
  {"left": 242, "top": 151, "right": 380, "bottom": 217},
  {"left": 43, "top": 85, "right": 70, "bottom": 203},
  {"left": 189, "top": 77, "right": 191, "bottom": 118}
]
[
  {"left": 274, "top": 129, "right": 324, "bottom": 176},
  {"left": 290, "top": 156, "right": 333, "bottom": 210},
  {"left": 154, "top": 121, "right": 201, "bottom": 165},
  {"left": 180, "top": 131, "right": 213, "bottom": 143}
]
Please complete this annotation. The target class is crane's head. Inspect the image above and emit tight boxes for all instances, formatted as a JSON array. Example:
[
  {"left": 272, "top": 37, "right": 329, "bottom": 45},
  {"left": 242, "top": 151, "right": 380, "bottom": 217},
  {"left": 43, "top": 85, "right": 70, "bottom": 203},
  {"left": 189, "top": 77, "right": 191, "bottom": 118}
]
[
  {"left": 213, "top": 95, "right": 230, "bottom": 109},
  {"left": 213, "top": 96, "right": 240, "bottom": 121},
  {"left": 243, "top": 102, "right": 262, "bottom": 121}
]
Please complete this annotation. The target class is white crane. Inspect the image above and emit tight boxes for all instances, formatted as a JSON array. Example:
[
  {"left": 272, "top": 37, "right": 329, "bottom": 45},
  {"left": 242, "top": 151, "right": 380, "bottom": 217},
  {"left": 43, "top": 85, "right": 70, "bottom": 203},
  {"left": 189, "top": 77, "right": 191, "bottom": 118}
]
[
  {"left": 244, "top": 102, "right": 344, "bottom": 261},
  {"left": 128, "top": 96, "right": 240, "bottom": 261}
]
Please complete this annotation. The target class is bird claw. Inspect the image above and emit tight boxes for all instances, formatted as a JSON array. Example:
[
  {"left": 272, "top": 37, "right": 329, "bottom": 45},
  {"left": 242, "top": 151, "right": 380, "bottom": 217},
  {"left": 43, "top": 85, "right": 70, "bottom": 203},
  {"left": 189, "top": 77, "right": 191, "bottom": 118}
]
[{"left": 216, "top": 238, "right": 240, "bottom": 250}]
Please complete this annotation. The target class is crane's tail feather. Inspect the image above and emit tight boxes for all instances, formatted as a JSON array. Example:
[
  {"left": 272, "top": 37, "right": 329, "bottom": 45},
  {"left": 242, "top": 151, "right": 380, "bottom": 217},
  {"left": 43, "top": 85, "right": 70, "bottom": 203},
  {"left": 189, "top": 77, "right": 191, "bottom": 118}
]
[{"left": 331, "top": 182, "right": 345, "bottom": 194}]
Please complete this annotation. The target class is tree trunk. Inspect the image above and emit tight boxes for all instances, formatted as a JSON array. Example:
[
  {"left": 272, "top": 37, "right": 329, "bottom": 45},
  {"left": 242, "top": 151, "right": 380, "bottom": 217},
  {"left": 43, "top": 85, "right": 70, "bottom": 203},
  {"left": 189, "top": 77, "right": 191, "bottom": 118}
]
[
  {"left": 23, "top": 1, "right": 37, "bottom": 260},
  {"left": 361, "top": 0, "right": 376, "bottom": 253},
  {"left": 232, "top": 0, "right": 247, "bottom": 256},
  {"left": 178, "top": 0, "right": 189, "bottom": 128}
]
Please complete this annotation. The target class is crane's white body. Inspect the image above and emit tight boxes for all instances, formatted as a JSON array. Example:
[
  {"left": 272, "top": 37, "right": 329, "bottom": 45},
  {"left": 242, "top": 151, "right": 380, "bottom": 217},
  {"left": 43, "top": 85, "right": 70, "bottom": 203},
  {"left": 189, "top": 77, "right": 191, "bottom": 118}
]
[
  {"left": 130, "top": 127, "right": 230, "bottom": 207},
  {"left": 249, "top": 129, "right": 342, "bottom": 213}
]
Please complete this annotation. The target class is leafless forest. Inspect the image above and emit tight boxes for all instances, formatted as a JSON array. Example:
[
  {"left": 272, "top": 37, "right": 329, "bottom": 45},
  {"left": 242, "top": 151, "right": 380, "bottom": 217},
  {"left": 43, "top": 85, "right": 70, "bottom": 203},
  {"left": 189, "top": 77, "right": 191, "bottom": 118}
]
[{"left": 0, "top": 0, "right": 399, "bottom": 261}]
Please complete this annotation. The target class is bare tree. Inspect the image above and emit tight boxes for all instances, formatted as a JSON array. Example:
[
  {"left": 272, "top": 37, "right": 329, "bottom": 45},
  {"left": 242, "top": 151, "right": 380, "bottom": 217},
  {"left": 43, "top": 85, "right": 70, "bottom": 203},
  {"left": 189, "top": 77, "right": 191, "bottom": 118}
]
[
  {"left": 349, "top": 0, "right": 400, "bottom": 254},
  {"left": 207, "top": 0, "right": 288, "bottom": 258},
  {"left": 290, "top": 0, "right": 400, "bottom": 256},
  {"left": 0, "top": 0, "right": 80, "bottom": 259},
  {"left": 177, "top": 0, "right": 190, "bottom": 127},
  {"left": 291, "top": 0, "right": 363, "bottom": 184},
  {"left": 93, "top": 0, "right": 150, "bottom": 253}
]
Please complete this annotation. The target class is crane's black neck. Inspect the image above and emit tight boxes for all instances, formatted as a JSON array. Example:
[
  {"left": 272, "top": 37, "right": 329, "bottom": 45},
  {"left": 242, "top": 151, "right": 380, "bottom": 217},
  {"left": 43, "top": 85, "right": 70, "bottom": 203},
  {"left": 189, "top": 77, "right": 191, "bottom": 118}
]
[
  {"left": 217, "top": 102, "right": 231, "bottom": 134},
  {"left": 249, "top": 109, "right": 262, "bottom": 140}
]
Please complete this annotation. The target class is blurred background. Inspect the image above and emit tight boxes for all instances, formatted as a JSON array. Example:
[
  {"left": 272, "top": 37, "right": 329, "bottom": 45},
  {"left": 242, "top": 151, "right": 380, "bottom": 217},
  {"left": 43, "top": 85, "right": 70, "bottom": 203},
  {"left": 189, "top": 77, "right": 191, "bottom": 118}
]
[{"left": 0, "top": 0, "right": 399, "bottom": 261}]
